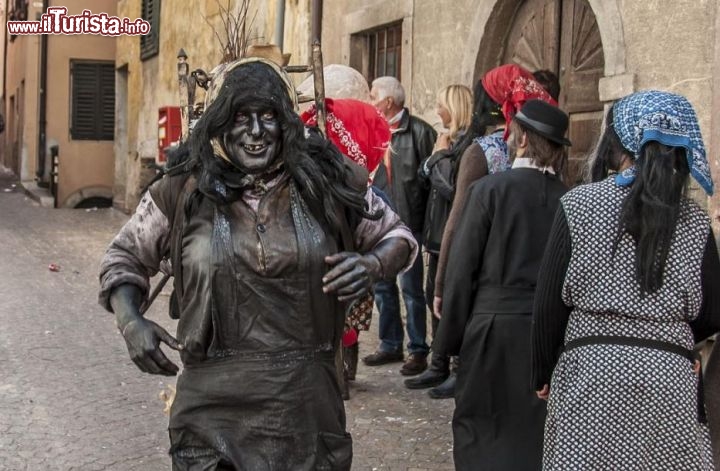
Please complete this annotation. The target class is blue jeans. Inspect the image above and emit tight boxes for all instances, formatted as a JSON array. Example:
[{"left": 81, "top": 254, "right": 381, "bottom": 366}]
[{"left": 373, "top": 238, "right": 429, "bottom": 355}]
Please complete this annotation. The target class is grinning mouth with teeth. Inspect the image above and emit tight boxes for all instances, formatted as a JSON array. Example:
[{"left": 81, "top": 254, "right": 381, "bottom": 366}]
[{"left": 243, "top": 143, "right": 267, "bottom": 152}]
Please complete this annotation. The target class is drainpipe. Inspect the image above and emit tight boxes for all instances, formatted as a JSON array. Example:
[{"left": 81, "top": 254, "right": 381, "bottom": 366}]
[
  {"left": 274, "top": 0, "right": 285, "bottom": 51},
  {"left": 311, "top": 0, "right": 322, "bottom": 44},
  {"left": 36, "top": 0, "right": 49, "bottom": 185}
]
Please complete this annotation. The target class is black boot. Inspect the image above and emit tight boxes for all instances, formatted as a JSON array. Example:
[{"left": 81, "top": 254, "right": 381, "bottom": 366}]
[
  {"left": 428, "top": 371, "right": 456, "bottom": 399},
  {"left": 404, "top": 354, "right": 449, "bottom": 389},
  {"left": 343, "top": 343, "right": 359, "bottom": 381},
  {"left": 341, "top": 375, "right": 350, "bottom": 401}
]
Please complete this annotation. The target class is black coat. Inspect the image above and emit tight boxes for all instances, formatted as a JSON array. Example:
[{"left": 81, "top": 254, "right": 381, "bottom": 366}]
[
  {"left": 374, "top": 109, "right": 436, "bottom": 234},
  {"left": 436, "top": 168, "right": 567, "bottom": 470}
]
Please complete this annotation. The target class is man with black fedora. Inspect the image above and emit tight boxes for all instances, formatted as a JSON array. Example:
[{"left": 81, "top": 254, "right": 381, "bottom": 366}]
[{"left": 432, "top": 99, "right": 571, "bottom": 470}]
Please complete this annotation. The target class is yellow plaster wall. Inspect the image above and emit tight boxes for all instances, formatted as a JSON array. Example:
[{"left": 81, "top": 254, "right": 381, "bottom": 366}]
[{"left": 5, "top": 22, "right": 41, "bottom": 181}]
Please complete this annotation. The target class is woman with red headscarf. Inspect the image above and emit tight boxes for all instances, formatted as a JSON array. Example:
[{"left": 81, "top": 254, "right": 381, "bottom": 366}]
[
  {"left": 302, "top": 98, "right": 392, "bottom": 399},
  {"left": 430, "top": 65, "right": 564, "bottom": 470},
  {"left": 301, "top": 98, "right": 390, "bottom": 185},
  {"left": 409, "top": 65, "right": 557, "bottom": 400},
  {"left": 432, "top": 65, "right": 558, "bottom": 315}
]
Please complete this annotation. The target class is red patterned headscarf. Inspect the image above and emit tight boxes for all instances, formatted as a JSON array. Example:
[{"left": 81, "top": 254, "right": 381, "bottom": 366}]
[
  {"left": 301, "top": 98, "right": 391, "bottom": 180},
  {"left": 481, "top": 64, "right": 558, "bottom": 139}
]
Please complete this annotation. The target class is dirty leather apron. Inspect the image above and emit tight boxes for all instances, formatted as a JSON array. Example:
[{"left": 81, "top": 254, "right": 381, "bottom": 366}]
[{"left": 167, "top": 179, "right": 352, "bottom": 470}]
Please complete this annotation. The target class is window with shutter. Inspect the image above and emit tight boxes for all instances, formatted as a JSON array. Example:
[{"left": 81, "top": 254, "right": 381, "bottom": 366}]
[
  {"left": 140, "top": 0, "right": 161, "bottom": 60},
  {"left": 70, "top": 61, "right": 115, "bottom": 141}
]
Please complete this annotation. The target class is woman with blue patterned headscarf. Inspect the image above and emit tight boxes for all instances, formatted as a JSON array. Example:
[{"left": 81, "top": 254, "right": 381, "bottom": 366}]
[{"left": 532, "top": 90, "right": 720, "bottom": 469}]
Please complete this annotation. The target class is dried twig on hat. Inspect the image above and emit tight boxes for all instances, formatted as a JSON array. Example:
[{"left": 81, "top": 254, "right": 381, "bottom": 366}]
[{"left": 201, "top": 0, "right": 256, "bottom": 63}]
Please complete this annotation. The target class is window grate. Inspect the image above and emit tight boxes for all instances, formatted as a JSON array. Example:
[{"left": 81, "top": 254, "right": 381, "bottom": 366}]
[{"left": 351, "top": 22, "right": 402, "bottom": 83}]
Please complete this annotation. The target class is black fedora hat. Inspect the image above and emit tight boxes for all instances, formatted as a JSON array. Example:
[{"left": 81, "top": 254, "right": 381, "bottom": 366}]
[{"left": 514, "top": 99, "right": 572, "bottom": 146}]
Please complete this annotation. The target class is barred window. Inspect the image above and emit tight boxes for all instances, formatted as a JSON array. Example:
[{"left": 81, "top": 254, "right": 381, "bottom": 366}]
[
  {"left": 70, "top": 61, "right": 115, "bottom": 141},
  {"left": 350, "top": 22, "right": 403, "bottom": 82},
  {"left": 140, "top": 0, "right": 161, "bottom": 60}
]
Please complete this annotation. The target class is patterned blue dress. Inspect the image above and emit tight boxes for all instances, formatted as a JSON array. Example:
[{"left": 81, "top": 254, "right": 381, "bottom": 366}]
[{"left": 544, "top": 178, "right": 715, "bottom": 470}]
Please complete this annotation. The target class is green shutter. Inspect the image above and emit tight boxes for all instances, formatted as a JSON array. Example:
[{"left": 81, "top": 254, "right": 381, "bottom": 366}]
[
  {"left": 140, "top": 0, "right": 161, "bottom": 60},
  {"left": 70, "top": 61, "right": 115, "bottom": 141}
]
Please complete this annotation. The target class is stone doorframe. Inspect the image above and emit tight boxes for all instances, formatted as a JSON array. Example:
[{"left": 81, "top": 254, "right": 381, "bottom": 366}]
[{"left": 459, "top": 0, "right": 633, "bottom": 103}]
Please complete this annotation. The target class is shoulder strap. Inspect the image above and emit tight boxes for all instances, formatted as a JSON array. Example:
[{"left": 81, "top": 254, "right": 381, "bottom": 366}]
[
  {"left": 167, "top": 174, "right": 197, "bottom": 318},
  {"left": 334, "top": 204, "right": 356, "bottom": 253}
]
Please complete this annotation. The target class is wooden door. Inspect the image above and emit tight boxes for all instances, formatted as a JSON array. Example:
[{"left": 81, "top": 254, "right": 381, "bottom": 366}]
[
  {"left": 503, "top": 0, "right": 561, "bottom": 74},
  {"left": 503, "top": 0, "right": 604, "bottom": 184}
]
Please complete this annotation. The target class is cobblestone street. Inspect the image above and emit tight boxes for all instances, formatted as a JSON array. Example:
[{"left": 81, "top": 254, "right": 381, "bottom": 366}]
[{"left": 0, "top": 172, "right": 454, "bottom": 470}]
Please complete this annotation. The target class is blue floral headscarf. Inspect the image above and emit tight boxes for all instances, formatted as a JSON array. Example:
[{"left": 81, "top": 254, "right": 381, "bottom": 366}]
[{"left": 613, "top": 90, "right": 713, "bottom": 195}]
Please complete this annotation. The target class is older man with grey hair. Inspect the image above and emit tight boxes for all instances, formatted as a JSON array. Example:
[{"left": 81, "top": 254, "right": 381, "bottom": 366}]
[{"left": 364, "top": 76, "right": 436, "bottom": 376}]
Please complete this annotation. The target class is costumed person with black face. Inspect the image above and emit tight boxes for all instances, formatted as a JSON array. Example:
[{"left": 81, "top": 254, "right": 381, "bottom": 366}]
[
  {"left": 434, "top": 99, "right": 570, "bottom": 470},
  {"left": 98, "top": 57, "right": 417, "bottom": 470}
]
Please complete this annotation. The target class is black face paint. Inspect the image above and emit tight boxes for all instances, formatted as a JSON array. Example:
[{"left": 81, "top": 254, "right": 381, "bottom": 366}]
[{"left": 222, "top": 105, "right": 281, "bottom": 174}]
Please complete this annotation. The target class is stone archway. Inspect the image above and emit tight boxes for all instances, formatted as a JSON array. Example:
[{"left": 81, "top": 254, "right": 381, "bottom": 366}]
[{"left": 460, "top": 0, "right": 628, "bottom": 85}]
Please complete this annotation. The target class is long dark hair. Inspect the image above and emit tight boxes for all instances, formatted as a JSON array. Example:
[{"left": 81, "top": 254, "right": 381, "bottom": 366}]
[
  {"left": 188, "top": 61, "right": 374, "bottom": 234},
  {"left": 588, "top": 107, "right": 631, "bottom": 183},
  {"left": 619, "top": 143, "right": 690, "bottom": 294},
  {"left": 450, "top": 81, "right": 503, "bottom": 161}
]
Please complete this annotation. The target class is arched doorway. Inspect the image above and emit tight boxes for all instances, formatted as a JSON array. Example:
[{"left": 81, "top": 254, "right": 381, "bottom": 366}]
[{"left": 475, "top": 0, "right": 605, "bottom": 184}]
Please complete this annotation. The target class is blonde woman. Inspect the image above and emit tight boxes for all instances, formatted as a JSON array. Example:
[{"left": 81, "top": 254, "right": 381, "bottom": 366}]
[
  {"left": 433, "top": 84, "right": 473, "bottom": 152},
  {"left": 418, "top": 84, "right": 473, "bottom": 395}
]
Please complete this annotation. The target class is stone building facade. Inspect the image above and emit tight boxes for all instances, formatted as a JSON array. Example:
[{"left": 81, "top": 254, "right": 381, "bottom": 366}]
[
  {"left": 3, "top": 0, "right": 720, "bottom": 215},
  {"left": 107, "top": 0, "right": 719, "bottom": 220}
]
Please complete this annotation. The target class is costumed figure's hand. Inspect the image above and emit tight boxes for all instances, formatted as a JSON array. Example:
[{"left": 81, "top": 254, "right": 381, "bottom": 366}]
[
  {"left": 323, "top": 252, "right": 383, "bottom": 303},
  {"left": 110, "top": 284, "right": 183, "bottom": 376},
  {"left": 120, "top": 317, "right": 183, "bottom": 376},
  {"left": 536, "top": 384, "right": 550, "bottom": 401},
  {"left": 433, "top": 296, "right": 443, "bottom": 319}
]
